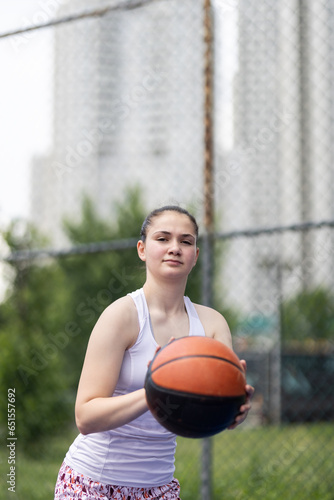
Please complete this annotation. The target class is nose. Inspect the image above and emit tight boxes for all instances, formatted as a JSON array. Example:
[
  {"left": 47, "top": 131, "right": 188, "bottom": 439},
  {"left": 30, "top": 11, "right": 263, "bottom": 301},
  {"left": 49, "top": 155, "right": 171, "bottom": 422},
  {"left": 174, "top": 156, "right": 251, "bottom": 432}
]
[{"left": 168, "top": 239, "right": 181, "bottom": 255}]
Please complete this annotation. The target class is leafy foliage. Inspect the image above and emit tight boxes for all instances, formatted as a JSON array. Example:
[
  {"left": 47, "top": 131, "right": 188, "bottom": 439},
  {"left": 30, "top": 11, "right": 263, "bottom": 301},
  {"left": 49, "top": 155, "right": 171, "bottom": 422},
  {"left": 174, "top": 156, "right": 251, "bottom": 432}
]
[
  {"left": 281, "top": 287, "right": 334, "bottom": 343},
  {"left": 0, "top": 222, "right": 72, "bottom": 451}
]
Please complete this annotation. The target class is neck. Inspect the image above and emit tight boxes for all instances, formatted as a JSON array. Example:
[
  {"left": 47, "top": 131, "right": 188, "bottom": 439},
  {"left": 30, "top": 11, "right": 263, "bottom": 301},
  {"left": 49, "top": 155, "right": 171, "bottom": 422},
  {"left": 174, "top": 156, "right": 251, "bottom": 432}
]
[{"left": 143, "top": 277, "right": 187, "bottom": 315}]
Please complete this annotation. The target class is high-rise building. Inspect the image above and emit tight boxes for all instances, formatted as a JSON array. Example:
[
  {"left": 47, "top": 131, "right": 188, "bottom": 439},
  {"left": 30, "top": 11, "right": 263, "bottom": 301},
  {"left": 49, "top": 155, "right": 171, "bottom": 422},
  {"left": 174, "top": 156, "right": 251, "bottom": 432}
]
[
  {"left": 31, "top": 0, "right": 206, "bottom": 245},
  {"left": 217, "top": 0, "right": 334, "bottom": 315}
]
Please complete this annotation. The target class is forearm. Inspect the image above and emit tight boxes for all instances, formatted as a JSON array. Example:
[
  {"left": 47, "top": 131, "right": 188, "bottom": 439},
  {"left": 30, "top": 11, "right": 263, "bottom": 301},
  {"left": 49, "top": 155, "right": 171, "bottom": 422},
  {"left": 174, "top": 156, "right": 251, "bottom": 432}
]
[{"left": 75, "top": 388, "right": 148, "bottom": 435}]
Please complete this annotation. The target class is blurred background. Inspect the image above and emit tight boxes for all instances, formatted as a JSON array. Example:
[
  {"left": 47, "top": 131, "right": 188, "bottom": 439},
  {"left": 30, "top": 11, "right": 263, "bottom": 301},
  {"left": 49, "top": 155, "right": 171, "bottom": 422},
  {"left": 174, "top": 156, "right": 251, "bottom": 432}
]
[{"left": 0, "top": 1, "right": 334, "bottom": 499}]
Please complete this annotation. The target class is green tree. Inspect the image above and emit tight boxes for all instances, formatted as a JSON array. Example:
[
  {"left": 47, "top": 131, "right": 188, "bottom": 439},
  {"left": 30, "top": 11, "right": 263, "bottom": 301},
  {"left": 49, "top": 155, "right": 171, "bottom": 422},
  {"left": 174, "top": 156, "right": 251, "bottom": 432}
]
[
  {"left": 0, "top": 220, "right": 72, "bottom": 454},
  {"left": 281, "top": 287, "right": 334, "bottom": 343}
]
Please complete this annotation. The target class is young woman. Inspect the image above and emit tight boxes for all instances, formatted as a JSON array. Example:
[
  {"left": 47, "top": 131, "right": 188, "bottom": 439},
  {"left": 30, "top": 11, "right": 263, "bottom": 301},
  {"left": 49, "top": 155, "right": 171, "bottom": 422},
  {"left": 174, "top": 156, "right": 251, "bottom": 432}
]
[{"left": 54, "top": 206, "right": 254, "bottom": 500}]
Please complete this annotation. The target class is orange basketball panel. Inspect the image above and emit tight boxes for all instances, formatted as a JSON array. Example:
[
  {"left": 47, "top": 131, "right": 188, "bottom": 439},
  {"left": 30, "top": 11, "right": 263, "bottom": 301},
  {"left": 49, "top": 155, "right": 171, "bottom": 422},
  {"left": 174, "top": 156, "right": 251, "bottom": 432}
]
[
  {"left": 151, "top": 337, "right": 243, "bottom": 372},
  {"left": 151, "top": 357, "right": 246, "bottom": 397}
]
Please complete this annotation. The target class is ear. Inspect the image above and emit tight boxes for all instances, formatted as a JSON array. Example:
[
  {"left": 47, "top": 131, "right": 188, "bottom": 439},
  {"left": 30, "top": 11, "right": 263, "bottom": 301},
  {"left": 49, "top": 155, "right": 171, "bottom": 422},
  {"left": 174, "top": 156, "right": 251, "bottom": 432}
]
[
  {"left": 192, "top": 247, "right": 200, "bottom": 268},
  {"left": 137, "top": 240, "right": 146, "bottom": 262}
]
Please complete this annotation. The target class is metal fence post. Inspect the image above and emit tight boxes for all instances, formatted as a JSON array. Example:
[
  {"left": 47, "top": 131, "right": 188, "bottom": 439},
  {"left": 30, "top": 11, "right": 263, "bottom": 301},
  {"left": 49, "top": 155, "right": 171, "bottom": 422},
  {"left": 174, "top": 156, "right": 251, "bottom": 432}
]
[
  {"left": 201, "top": 0, "right": 215, "bottom": 498},
  {"left": 201, "top": 233, "right": 214, "bottom": 500}
]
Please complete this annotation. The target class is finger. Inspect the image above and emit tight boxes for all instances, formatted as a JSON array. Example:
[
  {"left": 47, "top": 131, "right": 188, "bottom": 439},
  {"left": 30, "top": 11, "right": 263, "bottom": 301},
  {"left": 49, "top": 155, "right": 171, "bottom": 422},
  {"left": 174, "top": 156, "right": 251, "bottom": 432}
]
[
  {"left": 228, "top": 392, "right": 253, "bottom": 429},
  {"left": 228, "top": 410, "right": 249, "bottom": 430},
  {"left": 245, "top": 385, "right": 255, "bottom": 398},
  {"left": 228, "top": 418, "right": 242, "bottom": 430},
  {"left": 239, "top": 404, "right": 251, "bottom": 414},
  {"left": 240, "top": 359, "right": 247, "bottom": 372}
]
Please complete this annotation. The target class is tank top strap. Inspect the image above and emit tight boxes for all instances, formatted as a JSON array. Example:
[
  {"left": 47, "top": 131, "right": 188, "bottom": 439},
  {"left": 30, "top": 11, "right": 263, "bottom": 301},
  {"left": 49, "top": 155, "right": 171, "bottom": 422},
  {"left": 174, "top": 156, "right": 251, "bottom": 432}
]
[
  {"left": 184, "top": 296, "right": 206, "bottom": 337},
  {"left": 127, "top": 288, "right": 149, "bottom": 331}
]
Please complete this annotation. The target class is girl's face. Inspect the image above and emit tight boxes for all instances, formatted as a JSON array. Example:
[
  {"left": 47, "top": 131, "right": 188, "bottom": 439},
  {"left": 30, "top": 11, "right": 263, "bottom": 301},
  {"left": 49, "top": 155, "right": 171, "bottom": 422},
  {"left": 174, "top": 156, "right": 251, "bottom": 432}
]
[{"left": 137, "top": 211, "right": 199, "bottom": 280}]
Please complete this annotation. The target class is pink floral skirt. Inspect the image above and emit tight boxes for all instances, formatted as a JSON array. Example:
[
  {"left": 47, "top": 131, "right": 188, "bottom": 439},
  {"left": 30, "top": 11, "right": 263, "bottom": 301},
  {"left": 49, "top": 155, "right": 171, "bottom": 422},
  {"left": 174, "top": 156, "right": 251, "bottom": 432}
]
[{"left": 54, "top": 462, "right": 181, "bottom": 499}]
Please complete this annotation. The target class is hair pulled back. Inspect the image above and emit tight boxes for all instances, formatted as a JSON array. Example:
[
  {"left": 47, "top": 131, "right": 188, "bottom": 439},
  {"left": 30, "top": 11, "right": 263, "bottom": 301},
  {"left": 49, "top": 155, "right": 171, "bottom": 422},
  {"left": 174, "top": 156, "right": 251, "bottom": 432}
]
[{"left": 140, "top": 206, "right": 199, "bottom": 242}]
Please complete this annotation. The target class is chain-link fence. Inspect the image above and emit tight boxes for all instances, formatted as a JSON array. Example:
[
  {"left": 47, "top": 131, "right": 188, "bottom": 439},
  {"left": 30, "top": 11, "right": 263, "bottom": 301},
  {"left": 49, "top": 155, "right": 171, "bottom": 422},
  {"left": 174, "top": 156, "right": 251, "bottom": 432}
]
[{"left": 0, "top": 1, "right": 334, "bottom": 499}]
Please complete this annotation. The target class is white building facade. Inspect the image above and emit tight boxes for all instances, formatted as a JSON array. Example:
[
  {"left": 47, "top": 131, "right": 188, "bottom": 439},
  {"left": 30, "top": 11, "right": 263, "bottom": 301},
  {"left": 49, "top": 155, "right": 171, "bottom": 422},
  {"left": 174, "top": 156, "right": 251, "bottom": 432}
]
[
  {"left": 31, "top": 0, "right": 207, "bottom": 245},
  {"left": 216, "top": 0, "right": 334, "bottom": 316}
]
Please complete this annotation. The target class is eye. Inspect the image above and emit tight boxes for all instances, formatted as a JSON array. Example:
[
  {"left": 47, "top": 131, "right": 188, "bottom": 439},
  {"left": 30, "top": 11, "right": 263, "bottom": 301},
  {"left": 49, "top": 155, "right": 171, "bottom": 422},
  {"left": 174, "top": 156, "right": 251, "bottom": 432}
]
[
  {"left": 182, "top": 240, "right": 192, "bottom": 245},
  {"left": 157, "top": 237, "right": 167, "bottom": 242}
]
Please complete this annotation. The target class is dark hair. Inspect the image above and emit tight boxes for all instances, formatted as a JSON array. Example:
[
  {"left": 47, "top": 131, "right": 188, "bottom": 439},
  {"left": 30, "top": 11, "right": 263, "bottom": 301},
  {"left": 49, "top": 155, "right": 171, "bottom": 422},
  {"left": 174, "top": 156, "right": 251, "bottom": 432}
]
[{"left": 140, "top": 205, "right": 199, "bottom": 242}]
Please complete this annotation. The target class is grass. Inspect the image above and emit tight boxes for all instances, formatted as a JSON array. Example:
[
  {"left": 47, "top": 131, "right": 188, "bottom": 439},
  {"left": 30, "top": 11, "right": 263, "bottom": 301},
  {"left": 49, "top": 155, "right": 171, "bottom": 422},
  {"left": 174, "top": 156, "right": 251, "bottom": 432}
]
[
  {"left": 0, "top": 423, "right": 333, "bottom": 499},
  {"left": 176, "top": 423, "right": 334, "bottom": 500},
  {"left": 0, "top": 426, "right": 78, "bottom": 500}
]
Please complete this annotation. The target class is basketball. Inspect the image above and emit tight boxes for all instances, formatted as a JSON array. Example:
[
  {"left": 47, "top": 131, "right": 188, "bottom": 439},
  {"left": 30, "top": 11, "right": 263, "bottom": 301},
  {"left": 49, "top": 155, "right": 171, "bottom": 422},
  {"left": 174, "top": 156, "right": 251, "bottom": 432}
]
[{"left": 145, "top": 336, "right": 247, "bottom": 438}]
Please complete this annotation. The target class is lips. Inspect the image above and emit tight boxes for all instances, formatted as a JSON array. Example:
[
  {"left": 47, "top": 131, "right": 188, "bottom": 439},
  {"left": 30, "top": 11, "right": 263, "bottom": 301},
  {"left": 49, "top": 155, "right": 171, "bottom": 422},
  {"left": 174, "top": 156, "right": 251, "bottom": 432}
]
[{"left": 163, "top": 259, "right": 182, "bottom": 265}]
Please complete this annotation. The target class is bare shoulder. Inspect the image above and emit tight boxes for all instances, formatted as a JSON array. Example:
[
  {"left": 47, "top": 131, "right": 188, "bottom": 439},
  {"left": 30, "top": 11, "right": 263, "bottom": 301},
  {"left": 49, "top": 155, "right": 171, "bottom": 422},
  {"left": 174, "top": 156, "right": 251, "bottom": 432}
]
[
  {"left": 193, "top": 303, "right": 230, "bottom": 329},
  {"left": 193, "top": 303, "right": 233, "bottom": 349},
  {"left": 102, "top": 294, "right": 138, "bottom": 320},
  {"left": 89, "top": 295, "right": 139, "bottom": 350}
]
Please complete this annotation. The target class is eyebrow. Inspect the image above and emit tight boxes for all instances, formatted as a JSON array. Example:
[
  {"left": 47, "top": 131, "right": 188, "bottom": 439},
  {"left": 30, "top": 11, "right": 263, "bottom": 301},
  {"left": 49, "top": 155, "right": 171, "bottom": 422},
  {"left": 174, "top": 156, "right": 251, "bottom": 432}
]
[{"left": 153, "top": 230, "right": 196, "bottom": 240}]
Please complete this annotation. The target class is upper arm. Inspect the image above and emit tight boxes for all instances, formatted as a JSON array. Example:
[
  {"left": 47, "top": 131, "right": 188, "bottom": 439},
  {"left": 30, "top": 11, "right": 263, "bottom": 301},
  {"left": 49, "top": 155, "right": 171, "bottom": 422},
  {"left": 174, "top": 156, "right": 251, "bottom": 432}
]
[
  {"left": 211, "top": 311, "right": 233, "bottom": 349},
  {"left": 194, "top": 304, "right": 233, "bottom": 349},
  {"left": 75, "top": 296, "right": 138, "bottom": 411}
]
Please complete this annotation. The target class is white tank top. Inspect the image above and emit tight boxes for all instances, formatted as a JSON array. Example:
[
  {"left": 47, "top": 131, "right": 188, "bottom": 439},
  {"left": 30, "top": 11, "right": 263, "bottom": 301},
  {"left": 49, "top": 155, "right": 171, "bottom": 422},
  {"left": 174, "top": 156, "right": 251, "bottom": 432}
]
[{"left": 64, "top": 288, "right": 206, "bottom": 487}]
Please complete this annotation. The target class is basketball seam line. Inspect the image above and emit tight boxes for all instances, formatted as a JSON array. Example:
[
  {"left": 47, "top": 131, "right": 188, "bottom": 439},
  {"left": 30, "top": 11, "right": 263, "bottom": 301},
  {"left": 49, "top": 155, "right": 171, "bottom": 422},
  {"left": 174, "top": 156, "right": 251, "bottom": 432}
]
[
  {"left": 150, "top": 354, "right": 244, "bottom": 374},
  {"left": 146, "top": 380, "right": 246, "bottom": 400}
]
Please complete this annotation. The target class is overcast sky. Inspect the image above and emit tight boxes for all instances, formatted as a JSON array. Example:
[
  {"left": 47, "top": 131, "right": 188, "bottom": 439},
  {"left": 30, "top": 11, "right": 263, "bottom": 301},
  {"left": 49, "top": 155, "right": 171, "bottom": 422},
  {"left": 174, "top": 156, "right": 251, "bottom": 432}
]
[{"left": 0, "top": 1, "right": 53, "bottom": 224}]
